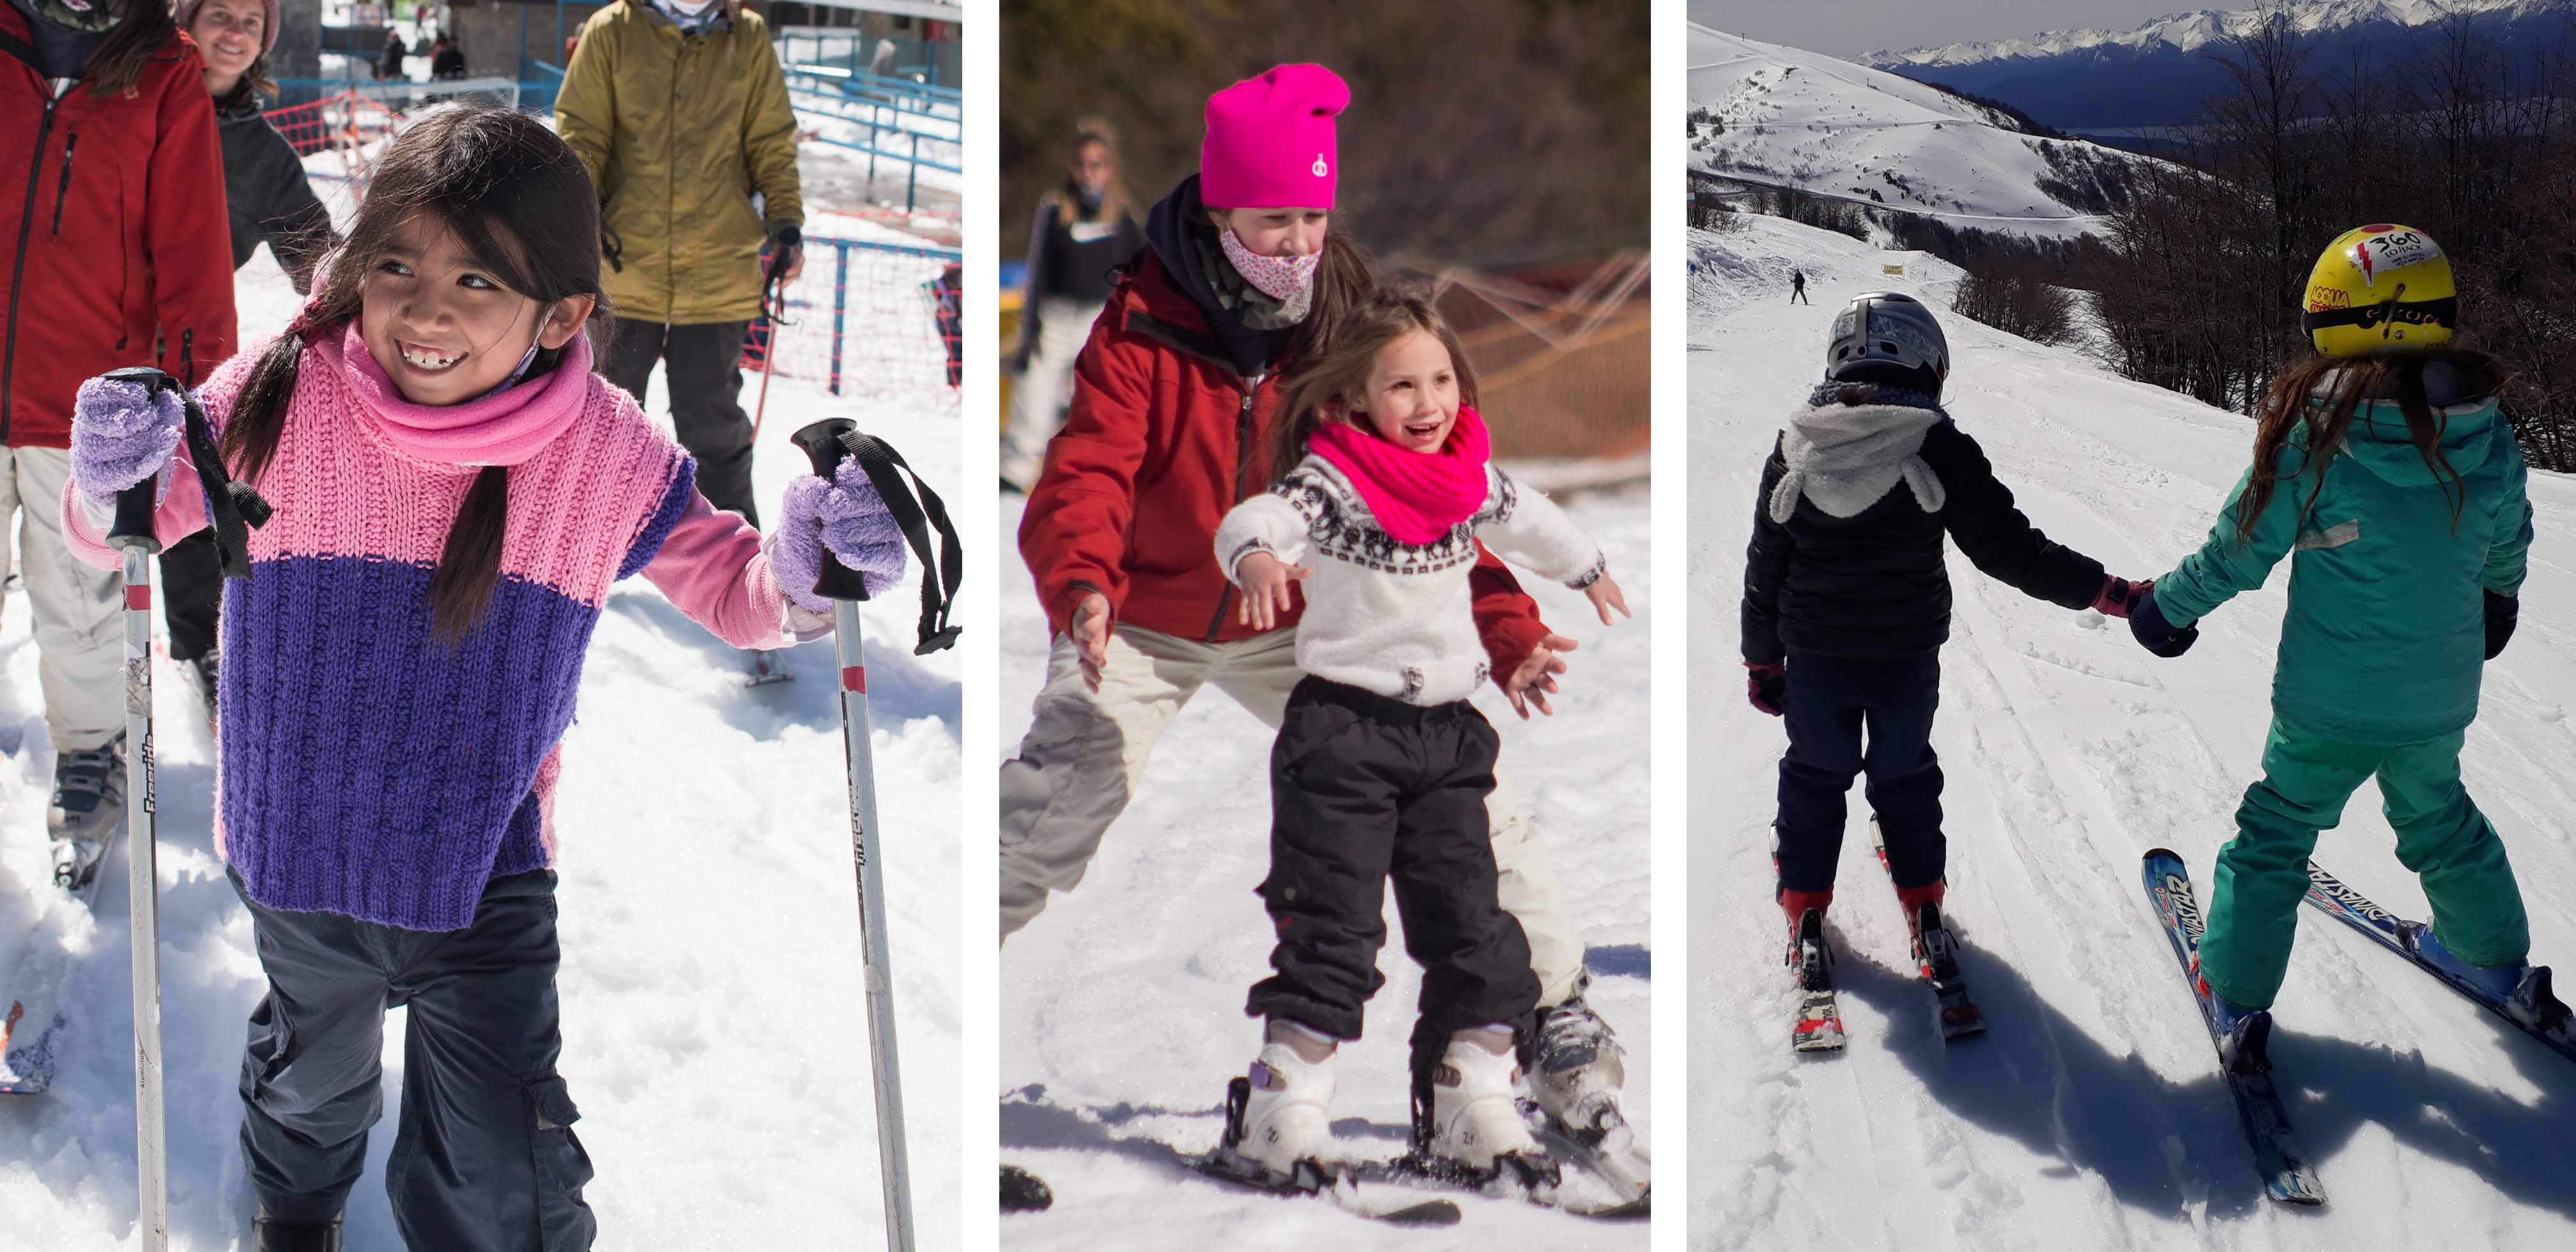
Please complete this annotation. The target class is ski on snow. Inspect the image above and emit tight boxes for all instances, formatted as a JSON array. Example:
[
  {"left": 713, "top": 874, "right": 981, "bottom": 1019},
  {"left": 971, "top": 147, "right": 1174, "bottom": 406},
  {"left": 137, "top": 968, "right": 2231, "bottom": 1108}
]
[
  {"left": 2140, "top": 849, "right": 2327, "bottom": 1206},
  {"left": 1871, "top": 818, "right": 1987, "bottom": 1040},
  {"left": 2300, "top": 860, "right": 2576, "bottom": 1064},
  {"left": 1, "top": 831, "right": 118, "bottom": 1094},
  {"left": 1788, "top": 905, "right": 1844, "bottom": 1053}
]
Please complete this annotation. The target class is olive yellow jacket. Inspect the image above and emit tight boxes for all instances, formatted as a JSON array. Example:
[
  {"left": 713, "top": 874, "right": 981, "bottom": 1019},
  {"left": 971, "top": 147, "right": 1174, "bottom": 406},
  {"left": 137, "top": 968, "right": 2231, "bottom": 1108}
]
[{"left": 555, "top": 0, "right": 802, "bottom": 324}]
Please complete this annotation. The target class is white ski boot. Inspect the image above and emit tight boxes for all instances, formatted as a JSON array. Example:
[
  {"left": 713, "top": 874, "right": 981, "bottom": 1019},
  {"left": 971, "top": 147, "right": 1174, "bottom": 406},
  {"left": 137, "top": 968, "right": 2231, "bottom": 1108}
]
[
  {"left": 1419, "top": 1033, "right": 1558, "bottom": 1193},
  {"left": 1529, "top": 993, "right": 1650, "bottom": 1203},
  {"left": 1212, "top": 1042, "right": 1340, "bottom": 1187}
]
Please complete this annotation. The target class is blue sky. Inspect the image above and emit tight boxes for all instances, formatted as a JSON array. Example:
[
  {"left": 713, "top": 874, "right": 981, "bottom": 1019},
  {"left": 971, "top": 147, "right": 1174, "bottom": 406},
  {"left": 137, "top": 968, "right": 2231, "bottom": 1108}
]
[{"left": 1686, "top": 0, "right": 2214, "bottom": 59}]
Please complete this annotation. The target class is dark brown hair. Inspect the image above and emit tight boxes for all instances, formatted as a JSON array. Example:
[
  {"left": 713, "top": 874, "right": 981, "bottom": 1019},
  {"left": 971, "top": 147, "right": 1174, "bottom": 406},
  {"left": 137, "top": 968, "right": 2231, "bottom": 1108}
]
[
  {"left": 220, "top": 104, "right": 608, "bottom": 638},
  {"left": 88, "top": 1, "right": 181, "bottom": 100},
  {"left": 1268, "top": 284, "right": 1479, "bottom": 482},
  {"left": 2234, "top": 349, "right": 2506, "bottom": 547}
]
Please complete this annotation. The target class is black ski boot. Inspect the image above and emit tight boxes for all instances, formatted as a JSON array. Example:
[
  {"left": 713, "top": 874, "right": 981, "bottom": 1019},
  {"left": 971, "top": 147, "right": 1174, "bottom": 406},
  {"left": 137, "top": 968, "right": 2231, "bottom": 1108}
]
[
  {"left": 1788, "top": 907, "right": 1844, "bottom": 1051},
  {"left": 1000, "top": 1164, "right": 1053, "bottom": 1213},
  {"left": 251, "top": 1213, "right": 341, "bottom": 1252}
]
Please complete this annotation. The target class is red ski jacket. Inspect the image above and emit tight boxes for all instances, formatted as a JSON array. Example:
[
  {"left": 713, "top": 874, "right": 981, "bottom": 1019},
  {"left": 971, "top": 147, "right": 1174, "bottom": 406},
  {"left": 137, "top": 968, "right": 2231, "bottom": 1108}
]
[
  {"left": 1018, "top": 252, "right": 1552, "bottom": 683},
  {"left": 0, "top": 11, "right": 236, "bottom": 448}
]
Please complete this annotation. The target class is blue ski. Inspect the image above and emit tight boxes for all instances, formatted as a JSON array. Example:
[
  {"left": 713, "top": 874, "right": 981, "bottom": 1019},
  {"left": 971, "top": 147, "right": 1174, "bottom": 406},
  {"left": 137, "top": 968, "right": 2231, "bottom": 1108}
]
[
  {"left": 2301, "top": 862, "right": 2576, "bottom": 1064},
  {"left": 2140, "top": 849, "right": 2326, "bottom": 1206}
]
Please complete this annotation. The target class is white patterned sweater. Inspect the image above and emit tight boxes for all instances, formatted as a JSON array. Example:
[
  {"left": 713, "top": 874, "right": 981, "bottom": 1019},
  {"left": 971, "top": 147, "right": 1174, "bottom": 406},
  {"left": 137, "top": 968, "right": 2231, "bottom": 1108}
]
[{"left": 1215, "top": 455, "right": 1607, "bottom": 705}]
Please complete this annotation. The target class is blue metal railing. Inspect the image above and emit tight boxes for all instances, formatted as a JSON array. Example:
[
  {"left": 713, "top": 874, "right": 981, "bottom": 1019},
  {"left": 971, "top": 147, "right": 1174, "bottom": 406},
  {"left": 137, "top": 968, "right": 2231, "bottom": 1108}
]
[{"left": 789, "top": 234, "right": 963, "bottom": 397}]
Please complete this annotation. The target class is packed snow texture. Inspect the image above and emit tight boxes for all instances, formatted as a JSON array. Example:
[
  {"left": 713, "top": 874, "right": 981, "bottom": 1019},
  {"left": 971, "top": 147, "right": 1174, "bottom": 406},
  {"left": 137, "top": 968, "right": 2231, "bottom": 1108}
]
[
  {"left": 1689, "top": 211, "right": 2576, "bottom": 1249},
  {"left": 995, "top": 491, "right": 1652, "bottom": 1248},
  {"left": 1687, "top": 24, "right": 2145, "bottom": 240},
  {"left": 0, "top": 164, "right": 962, "bottom": 1248}
]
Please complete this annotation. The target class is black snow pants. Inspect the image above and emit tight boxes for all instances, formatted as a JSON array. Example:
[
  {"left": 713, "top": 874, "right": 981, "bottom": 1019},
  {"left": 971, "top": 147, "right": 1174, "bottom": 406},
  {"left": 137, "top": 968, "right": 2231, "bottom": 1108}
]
[
  {"left": 1246, "top": 676, "right": 1538, "bottom": 1076},
  {"left": 1774, "top": 650, "right": 1945, "bottom": 894},
  {"left": 233, "top": 867, "right": 596, "bottom": 1251},
  {"left": 598, "top": 316, "right": 760, "bottom": 527},
  {"left": 160, "top": 530, "right": 222, "bottom": 662}
]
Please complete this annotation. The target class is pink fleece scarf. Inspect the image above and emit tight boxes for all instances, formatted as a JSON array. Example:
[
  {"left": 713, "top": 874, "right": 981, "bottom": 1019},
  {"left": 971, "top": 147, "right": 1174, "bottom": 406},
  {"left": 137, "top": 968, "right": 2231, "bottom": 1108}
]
[
  {"left": 1308, "top": 406, "right": 1491, "bottom": 544},
  {"left": 314, "top": 321, "right": 592, "bottom": 467}
]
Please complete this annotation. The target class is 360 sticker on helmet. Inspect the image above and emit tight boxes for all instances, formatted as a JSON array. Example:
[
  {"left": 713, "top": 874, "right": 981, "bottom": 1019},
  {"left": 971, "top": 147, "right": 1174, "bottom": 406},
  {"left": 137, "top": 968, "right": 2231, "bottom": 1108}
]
[{"left": 2350, "top": 228, "right": 2442, "bottom": 289}]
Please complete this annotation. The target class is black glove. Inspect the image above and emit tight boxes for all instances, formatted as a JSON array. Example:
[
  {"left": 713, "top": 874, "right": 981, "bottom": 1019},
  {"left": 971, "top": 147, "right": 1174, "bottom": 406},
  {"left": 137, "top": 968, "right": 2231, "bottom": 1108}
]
[
  {"left": 767, "top": 222, "right": 802, "bottom": 253},
  {"left": 1746, "top": 661, "right": 1786, "bottom": 717},
  {"left": 2128, "top": 586, "right": 2200, "bottom": 659},
  {"left": 2485, "top": 590, "right": 2519, "bottom": 660}
]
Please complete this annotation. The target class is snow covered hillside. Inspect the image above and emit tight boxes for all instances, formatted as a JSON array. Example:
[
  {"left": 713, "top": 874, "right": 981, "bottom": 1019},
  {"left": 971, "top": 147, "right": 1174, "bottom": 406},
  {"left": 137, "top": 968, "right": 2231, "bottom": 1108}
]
[
  {"left": 1865, "top": 0, "right": 2553, "bottom": 68},
  {"left": 1689, "top": 211, "right": 2576, "bottom": 1248},
  {"left": 0, "top": 171, "right": 963, "bottom": 1248},
  {"left": 1686, "top": 24, "right": 2150, "bottom": 241},
  {"left": 995, "top": 491, "right": 1653, "bottom": 1248}
]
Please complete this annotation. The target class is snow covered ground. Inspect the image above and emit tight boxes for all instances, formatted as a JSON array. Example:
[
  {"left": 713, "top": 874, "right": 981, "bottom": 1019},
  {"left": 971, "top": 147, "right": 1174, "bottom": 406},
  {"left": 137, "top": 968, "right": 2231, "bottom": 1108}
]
[
  {"left": 995, "top": 489, "right": 1653, "bottom": 1248},
  {"left": 1689, "top": 211, "right": 2576, "bottom": 1249},
  {"left": 1686, "top": 24, "right": 2149, "bottom": 242},
  {"left": 0, "top": 175, "right": 962, "bottom": 1246}
]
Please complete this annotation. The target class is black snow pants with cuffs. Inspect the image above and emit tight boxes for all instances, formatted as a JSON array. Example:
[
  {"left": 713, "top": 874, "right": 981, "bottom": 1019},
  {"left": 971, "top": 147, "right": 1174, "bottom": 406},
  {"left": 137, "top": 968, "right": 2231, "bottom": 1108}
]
[
  {"left": 233, "top": 867, "right": 596, "bottom": 1251},
  {"left": 1774, "top": 649, "right": 1946, "bottom": 894},
  {"left": 1246, "top": 676, "right": 1540, "bottom": 1085}
]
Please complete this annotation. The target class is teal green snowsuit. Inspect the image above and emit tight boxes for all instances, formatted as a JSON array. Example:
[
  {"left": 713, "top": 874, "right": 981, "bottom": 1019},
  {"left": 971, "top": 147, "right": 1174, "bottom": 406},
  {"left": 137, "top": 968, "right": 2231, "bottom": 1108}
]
[{"left": 2153, "top": 385, "right": 2534, "bottom": 1009}]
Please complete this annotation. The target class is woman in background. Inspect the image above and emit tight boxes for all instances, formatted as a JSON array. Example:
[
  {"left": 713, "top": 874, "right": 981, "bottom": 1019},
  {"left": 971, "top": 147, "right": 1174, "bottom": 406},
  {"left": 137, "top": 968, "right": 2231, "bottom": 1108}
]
[{"left": 999, "top": 119, "right": 1142, "bottom": 493}]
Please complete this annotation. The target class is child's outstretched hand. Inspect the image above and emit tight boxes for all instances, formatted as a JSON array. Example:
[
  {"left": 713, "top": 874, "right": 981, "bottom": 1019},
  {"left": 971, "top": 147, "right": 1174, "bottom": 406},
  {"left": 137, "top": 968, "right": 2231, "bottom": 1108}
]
[
  {"left": 1505, "top": 633, "right": 1579, "bottom": 719},
  {"left": 1583, "top": 572, "right": 1630, "bottom": 625},
  {"left": 1234, "top": 549, "right": 1309, "bottom": 633},
  {"left": 772, "top": 459, "right": 908, "bottom": 615}
]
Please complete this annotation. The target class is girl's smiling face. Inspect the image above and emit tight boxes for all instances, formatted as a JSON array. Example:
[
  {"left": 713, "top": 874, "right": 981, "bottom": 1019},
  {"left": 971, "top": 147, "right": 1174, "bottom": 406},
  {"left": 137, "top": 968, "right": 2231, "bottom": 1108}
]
[
  {"left": 1217, "top": 207, "right": 1329, "bottom": 257},
  {"left": 187, "top": 0, "right": 263, "bottom": 86},
  {"left": 360, "top": 213, "right": 590, "bottom": 405},
  {"left": 1349, "top": 328, "right": 1460, "bottom": 454}
]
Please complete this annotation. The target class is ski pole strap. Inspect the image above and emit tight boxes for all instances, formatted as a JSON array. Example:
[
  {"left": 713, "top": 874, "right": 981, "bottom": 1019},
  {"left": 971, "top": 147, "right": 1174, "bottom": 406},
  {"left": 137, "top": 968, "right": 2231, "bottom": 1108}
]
[{"left": 837, "top": 427, "right": 962, "bottom": 655}]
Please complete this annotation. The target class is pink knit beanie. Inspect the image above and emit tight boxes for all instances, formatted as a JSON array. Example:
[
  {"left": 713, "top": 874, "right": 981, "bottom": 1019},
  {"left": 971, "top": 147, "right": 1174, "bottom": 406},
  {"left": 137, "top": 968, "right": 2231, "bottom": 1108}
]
[
  {"left": 1200, "top": 63, "right": 1349, "bottom": 211},
  {"left": 173, "top": 0, "right": 282, "bottom": 57}
]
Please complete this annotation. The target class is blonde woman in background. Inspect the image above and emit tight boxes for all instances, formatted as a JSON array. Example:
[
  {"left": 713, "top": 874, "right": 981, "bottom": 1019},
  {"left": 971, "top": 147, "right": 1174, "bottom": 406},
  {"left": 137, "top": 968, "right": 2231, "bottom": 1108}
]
[{"left": 1000, "top": 119, "right": 1143, "bottom": 493}]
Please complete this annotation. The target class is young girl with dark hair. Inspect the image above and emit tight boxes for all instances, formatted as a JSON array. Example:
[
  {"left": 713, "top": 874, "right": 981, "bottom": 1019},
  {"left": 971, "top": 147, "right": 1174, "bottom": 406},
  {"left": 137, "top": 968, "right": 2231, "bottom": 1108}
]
[
  {"left": 2128, "top": 224, "right": 2567, "bottom": 1060},
  {"left": 1208, "top": 286, "right": 1625, "bottom": 1187},
  {"left": 61, "top": 104, "right": 903, "bottom": 1252},
  {"left": 1, "top": 0, "right": 234, "bottom": 886}
]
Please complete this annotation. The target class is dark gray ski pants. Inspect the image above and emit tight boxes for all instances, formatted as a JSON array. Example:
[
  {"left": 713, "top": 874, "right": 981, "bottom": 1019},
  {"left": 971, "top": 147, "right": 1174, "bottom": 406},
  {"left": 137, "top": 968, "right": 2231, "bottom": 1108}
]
[
  {"left": 597, "top": 316, "right": 760, "bottom": 528},
  {"left": 233, "top": 867, "right": 597, "bottom": 1251}
]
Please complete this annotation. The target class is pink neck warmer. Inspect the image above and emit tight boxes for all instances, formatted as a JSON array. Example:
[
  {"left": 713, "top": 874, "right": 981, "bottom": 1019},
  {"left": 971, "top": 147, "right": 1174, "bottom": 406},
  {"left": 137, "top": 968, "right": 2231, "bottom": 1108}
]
[
  {"left": 1308, "top": 406, "right": 1491, "bottom": 544},
  {"left": 314, "top": 321, "right": 592, "bottom": 467}
]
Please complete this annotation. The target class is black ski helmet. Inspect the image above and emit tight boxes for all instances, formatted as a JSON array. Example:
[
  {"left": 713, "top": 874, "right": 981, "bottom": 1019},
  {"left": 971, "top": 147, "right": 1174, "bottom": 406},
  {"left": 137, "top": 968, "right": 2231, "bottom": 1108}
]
[{"left": 1825, "top": 291, "right": 1949, "bottom": 397}]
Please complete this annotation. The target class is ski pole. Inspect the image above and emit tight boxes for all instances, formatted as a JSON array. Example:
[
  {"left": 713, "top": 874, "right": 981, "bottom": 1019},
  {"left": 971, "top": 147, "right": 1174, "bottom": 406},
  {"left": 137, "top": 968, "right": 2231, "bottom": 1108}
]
[
  {"left": 106, "top": 445, "right": 167, "bottom": 1252},
  {"left": 790, "top": 419, "right": 912, "bottom": 1252},
  {"left": 750, "top": 245, "right": 793, "bottom": 443},
  {"left": 96, "top": 367, "right": 272, "bottom": 1252}
]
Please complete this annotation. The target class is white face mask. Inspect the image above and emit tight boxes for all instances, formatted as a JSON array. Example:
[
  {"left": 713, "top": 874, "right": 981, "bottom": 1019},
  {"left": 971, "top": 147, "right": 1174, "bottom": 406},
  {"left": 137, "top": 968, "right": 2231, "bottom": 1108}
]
[{"left": 663, "top": 0, "right": 719, "bottom": 15}]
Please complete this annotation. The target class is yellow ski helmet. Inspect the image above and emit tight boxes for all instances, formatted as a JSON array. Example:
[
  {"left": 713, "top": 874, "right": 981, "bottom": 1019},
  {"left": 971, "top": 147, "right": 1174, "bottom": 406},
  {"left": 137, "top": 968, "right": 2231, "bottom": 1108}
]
[{"left": 2301, "top": 224, "right": 2457, "bottom": 357}]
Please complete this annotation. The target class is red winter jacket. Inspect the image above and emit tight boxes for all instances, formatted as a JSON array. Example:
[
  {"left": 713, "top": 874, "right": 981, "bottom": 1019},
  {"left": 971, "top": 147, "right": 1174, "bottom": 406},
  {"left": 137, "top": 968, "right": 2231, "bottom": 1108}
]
[
  {"left": 0, "top": 12, "right": 236, "bottom": 448},
  {"left": 1017, "top": 252, "right": 1552, "bottom": 682}
]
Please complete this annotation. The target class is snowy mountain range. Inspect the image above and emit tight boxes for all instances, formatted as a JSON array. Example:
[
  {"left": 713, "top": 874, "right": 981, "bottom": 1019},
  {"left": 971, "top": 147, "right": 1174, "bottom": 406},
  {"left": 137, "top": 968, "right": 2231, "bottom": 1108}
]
[
  {"left": 1687, "top": 24, "right": 2158, "bottom": 241},
  {"left": 1858, "top": 0, "right": 2576, "bottom": 130}
]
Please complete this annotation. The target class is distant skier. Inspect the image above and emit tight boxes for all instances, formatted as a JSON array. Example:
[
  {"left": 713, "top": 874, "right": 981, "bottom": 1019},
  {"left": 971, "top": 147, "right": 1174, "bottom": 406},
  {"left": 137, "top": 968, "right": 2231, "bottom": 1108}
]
[
  {"left": 61, "top": 107, "right": 901, "bottom": 1252},
  {"left": 1741, "top": 292, "right": 2147, "bottom": 1042},
  {"left": 2126, "top": 224, "right": 2564, "bottom": 1059},
  {"left": 1209, "top": 286, "right": 1628, "bottom": 1185},
  {"left": 1790, "top": 268, "right": 1810, "bottom": 305}
]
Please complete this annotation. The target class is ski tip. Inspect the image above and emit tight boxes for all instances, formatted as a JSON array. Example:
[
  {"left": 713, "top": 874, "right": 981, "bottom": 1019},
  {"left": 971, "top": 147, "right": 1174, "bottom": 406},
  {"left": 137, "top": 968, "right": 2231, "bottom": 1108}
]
[{"left": 2141, "top": 847, "right": 2182, "bottom": 862}]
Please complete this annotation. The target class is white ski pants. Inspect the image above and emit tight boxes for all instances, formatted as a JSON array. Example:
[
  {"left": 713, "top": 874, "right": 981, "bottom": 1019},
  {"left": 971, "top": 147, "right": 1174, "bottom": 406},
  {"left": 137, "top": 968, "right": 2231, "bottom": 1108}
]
[
  {"left": 0, "top": 447, "right": 123, "bottom": 752},
  {"left": 999, "top": 296, "right": 1102, "bottom": 492},
  {"left": 998, "top": 623, "right": 1588, "bottom": 1008}
]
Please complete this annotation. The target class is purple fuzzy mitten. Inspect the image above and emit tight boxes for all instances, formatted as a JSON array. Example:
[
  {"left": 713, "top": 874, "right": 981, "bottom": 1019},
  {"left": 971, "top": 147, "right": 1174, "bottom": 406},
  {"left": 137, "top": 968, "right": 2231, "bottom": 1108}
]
[
  {"left": 70, "top": 376, "right": 185, "bottom": 512},
  {"left": 771, "top": 458, "right": 909, "bottom": 613}
]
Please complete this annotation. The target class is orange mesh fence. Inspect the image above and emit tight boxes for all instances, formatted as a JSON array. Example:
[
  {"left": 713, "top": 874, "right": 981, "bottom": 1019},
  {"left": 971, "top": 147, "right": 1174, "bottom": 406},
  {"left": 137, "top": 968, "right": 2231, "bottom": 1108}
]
[{"left": 1421, "top": 251, "right": 1651, "bottom": 461}]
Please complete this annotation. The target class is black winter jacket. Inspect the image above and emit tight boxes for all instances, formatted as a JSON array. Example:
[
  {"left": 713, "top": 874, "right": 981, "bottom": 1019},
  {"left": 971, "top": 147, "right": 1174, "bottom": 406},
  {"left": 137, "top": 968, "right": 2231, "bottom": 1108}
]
[
  {"left": 1741, "top": 416, "right": 2106, "bottom": 663},
  {"left": 214, "top": 90, "right": 334, "bottom": 292}
]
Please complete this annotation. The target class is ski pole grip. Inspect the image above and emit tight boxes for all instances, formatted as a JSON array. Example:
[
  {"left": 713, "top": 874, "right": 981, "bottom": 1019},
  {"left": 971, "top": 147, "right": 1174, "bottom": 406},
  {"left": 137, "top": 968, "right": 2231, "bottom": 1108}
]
[
  {"left": 109, "top": 481, "right": 160, "bottom": 554},
  {"left": 790, "top": 418, "right": 874, "bottom": 603}
]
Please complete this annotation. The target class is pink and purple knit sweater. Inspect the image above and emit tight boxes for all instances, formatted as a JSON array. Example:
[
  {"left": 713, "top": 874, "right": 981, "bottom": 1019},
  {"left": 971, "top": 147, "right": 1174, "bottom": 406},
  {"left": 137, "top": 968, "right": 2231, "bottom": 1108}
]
[{"left": 63, "top": 325, "right": 808, "bottom": 931}]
